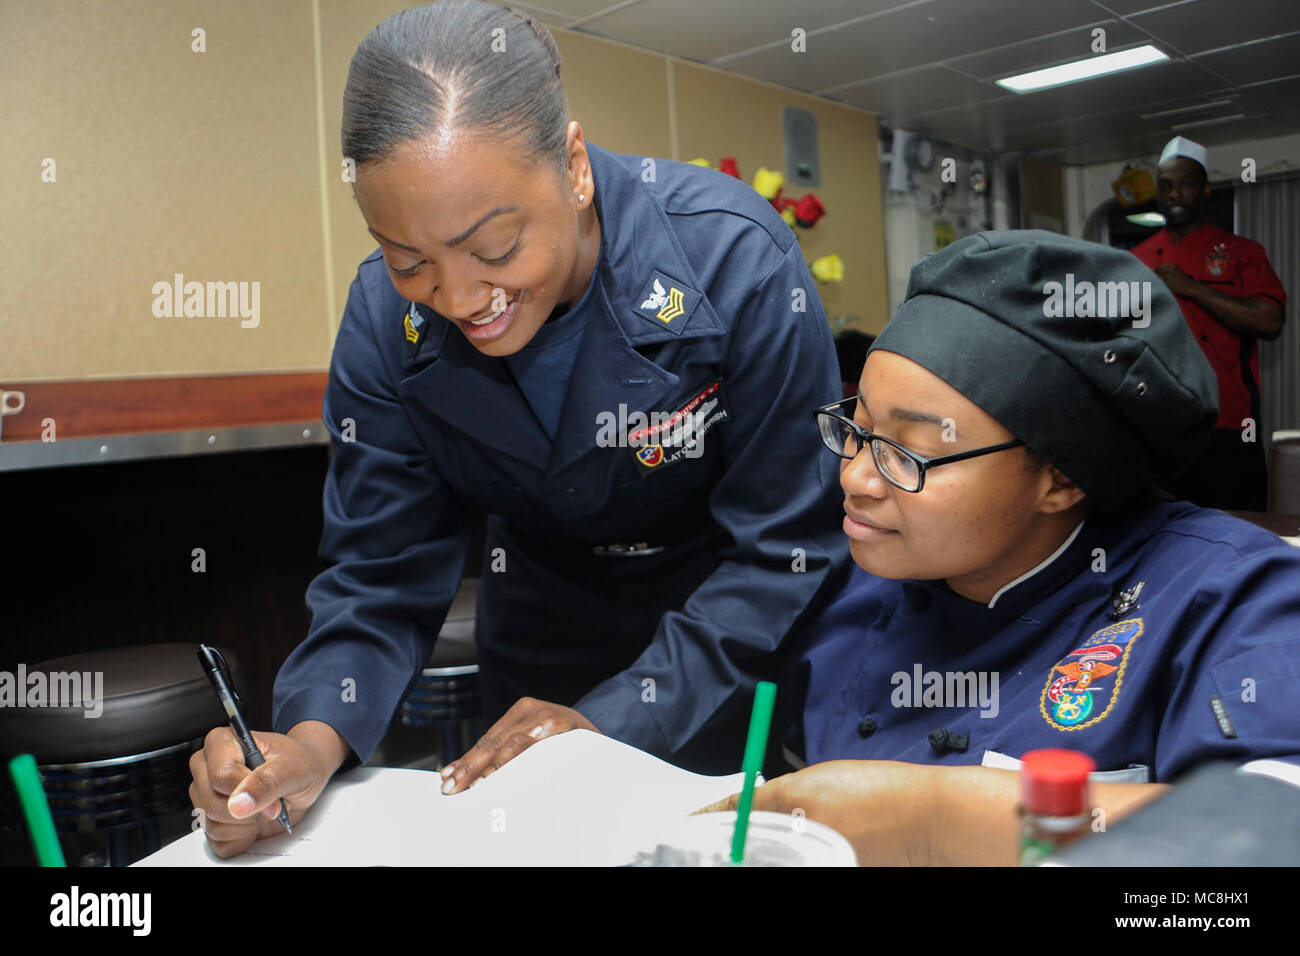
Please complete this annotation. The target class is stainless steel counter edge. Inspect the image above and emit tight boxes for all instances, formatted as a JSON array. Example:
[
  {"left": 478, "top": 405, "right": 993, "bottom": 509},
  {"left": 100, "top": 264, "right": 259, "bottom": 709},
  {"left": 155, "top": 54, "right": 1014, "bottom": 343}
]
[{"left": 0, "top": 422, "right": 330, "bottom": 472}]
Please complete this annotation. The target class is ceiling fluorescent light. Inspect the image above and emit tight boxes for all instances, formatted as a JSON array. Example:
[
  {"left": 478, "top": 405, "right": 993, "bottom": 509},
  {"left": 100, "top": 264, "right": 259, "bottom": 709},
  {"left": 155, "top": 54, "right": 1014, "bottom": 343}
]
[
  {"left": 1140, "top": 99, "right": 1234, "bottom": 121},
  {"left": 1172, "top": 112, "right": 1247, "bottom": 130},
  {"left": 996, "top": 45, "right": 1169, "bottom": 94}
]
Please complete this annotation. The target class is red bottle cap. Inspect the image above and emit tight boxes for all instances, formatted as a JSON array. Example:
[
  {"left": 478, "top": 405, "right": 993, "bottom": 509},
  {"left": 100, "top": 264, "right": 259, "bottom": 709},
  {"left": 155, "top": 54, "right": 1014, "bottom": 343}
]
[{"left": 1020, "top": 749, "right": 1095, "bottom": 816}]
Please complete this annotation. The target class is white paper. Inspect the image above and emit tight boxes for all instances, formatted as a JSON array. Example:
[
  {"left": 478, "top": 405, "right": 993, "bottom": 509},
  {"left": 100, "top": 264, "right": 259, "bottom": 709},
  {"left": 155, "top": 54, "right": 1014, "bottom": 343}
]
[
  {"left": 135, "top": 731, "right": 749, "bottom": 866},
  {"left": 1239, "top": 758, "right": 1300, "bottom": 789},
  {"left": 980, "top": 749, "right": 1023, "bottom": 771}
]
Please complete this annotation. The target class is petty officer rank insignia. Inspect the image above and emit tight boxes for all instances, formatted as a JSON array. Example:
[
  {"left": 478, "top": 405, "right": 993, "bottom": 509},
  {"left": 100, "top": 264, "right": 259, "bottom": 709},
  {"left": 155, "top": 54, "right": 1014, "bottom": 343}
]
[
  {"left": 1041, "top": 618, "right": 1144, "bottom": 731},
  {"left": 403, "top": 304, "right": 426, "bottom": 345},
  {"left": 628, "top": 380, "right": 731, "bottom": 476},
  {"left": 633, "top": 271, "right": 701, "bottom": 335}
]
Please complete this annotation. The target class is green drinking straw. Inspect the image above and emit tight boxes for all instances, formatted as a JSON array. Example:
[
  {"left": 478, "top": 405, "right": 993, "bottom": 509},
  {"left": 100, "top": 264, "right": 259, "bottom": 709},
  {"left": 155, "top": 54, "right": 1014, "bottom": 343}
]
[
  {"left": 8, "top": 754, "right": 66, "bottom": 867},
  {"left": 730, "top": 680, "right": 777, "bottom": 864}
]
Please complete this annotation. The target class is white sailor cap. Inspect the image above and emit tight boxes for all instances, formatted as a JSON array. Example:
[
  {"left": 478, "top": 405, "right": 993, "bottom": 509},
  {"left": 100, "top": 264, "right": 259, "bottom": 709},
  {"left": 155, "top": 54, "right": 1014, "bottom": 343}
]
[{"left": 1158, "top": 135, "right": 1208, "bottom": 176}]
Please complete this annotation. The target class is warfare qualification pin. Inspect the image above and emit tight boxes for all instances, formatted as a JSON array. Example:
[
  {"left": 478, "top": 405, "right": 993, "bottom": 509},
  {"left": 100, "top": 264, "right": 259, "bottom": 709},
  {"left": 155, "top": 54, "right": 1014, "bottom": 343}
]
[{"left": 1109, "top": 580, "right": 1145, "bottom": 619}]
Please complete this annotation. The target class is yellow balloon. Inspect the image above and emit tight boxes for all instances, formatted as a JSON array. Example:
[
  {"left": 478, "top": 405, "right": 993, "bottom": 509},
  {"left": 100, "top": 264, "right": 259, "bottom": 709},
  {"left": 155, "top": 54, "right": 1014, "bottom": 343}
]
[
  {"left": 811, "top": 253, "right": 845, "bottom": 283},
  {"left": 752, "top": 166, "right": 785, "bottom": 199}
]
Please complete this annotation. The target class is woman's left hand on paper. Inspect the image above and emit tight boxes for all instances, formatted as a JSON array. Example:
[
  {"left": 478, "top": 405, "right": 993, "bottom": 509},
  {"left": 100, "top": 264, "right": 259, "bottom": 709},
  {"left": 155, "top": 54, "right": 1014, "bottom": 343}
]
[{"left": 439, "top": 697, "right": 599, "bottom": 794}]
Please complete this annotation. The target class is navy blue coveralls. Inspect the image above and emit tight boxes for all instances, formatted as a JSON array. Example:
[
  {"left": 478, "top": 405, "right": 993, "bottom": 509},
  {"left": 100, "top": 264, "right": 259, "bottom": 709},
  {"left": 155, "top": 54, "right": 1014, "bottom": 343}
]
[
  {"left": 274, "top": 142, "right": 850, "bottom": 773},
  {"left": 794, "top": 499, "right": 1300, "bottom": 782}
]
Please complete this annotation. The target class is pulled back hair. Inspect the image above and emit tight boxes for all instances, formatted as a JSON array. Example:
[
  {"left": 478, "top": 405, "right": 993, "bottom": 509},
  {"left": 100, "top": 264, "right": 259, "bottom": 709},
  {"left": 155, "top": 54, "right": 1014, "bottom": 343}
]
[{"left": 342, "top": 1, "right": 569, "bottom": 173}]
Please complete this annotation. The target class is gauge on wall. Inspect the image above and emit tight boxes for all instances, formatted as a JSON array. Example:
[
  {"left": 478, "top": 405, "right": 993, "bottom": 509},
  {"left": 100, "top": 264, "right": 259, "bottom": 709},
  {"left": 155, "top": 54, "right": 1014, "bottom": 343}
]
[{"left": 905, "top": 135, "right": 936, "bottom": 173}]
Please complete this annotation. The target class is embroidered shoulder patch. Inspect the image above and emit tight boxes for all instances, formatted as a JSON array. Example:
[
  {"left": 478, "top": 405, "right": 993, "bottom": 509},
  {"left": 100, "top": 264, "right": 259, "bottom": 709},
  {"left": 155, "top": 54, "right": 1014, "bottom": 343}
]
[
  {"left": 1040, "top": 618, "right": 1144, "bottom": 731},
  {"left": 403, "top": 304, "right": 425, "bottom": 345},
  {"left": 632, "top": 271, "right": 701, "bottom": 335}
]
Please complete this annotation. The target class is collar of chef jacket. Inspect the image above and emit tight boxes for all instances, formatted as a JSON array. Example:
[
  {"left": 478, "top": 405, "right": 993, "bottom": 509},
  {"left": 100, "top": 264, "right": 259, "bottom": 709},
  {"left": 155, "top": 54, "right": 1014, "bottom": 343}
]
[{"left": 894, "top": 504, "right": 1166, "bottom": 629}]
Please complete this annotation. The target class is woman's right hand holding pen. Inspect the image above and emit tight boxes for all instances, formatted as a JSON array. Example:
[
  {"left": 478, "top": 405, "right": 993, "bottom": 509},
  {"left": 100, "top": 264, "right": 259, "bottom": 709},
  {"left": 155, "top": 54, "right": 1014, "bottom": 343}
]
[{"left": 188, "top": 719, "right": 348, "bottom": 858}]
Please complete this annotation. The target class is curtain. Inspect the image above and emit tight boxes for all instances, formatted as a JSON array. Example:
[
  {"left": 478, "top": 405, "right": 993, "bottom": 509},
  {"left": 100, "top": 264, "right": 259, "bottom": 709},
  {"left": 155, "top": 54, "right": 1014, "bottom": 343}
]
[{"left": 1235, "top": 174, "right": 1300, "bottom": 442}]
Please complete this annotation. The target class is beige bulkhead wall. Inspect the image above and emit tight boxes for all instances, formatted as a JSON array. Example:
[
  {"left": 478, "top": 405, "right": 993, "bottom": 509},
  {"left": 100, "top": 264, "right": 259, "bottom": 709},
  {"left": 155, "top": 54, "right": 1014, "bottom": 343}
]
[{"left": 2, "top": 0, "right": 887, "bottom": 383}]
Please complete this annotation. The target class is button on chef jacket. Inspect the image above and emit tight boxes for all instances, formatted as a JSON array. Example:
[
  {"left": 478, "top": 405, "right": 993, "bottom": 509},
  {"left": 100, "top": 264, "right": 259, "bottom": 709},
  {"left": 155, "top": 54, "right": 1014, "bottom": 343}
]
[
  {"left": 273, "top": 142, "right": 851, "bottom": 774},
  {"left": 793, "top": 500, "right": 1300, "bottom": 782}
]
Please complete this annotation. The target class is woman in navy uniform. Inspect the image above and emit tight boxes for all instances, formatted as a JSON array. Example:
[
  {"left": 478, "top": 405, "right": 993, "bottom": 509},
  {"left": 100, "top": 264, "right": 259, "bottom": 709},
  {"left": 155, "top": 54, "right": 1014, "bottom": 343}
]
[
  {"left": 703, "top": 231, "right": 1300, "bottom": 864},
  {"left": 188, "top": 1, "right": 846, "bottom": 855}
]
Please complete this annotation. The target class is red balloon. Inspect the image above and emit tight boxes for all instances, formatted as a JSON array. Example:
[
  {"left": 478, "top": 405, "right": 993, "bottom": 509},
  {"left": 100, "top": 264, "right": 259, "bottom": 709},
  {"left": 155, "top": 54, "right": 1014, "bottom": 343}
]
[{"left": 794, "top": 193, "right": 826, "bottom": 228}]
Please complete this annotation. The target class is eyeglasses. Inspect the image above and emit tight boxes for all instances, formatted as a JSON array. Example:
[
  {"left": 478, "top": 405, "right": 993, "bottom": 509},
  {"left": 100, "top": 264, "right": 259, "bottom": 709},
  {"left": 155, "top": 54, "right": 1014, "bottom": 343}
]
[{"left": 814, "top": 396, "right": 1025, "bottom": 493}]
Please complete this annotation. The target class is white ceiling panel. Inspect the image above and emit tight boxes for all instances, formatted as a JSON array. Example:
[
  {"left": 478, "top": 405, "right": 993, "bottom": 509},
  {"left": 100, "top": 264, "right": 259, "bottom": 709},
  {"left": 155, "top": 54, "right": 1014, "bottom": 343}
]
[
  {"left": 902, "top": 61, "right": 1227, "bottom": 129},
  {"left": 1084, "top": 0, "right": 1185, "bottom": 14},
  {"left": 1051, "top": 113, "right": 1299, "bottom": 162},
  {"left": 1193, "top": 33, "right": 1300, "bottom": 86},
  {"left": 507, "top": 0, "right": 637, "bottom": 25},
  {"left": 1243, "top": 75, "right": 1300, "bottom": 112},
  {"left": 536, "top": 0, "right": 1300, "bottom": 163},
  {"left": 1130, "top": 0, "right": 1300, "bottom": 55},
  {"left": 568, "top": 0, "right": 893, "bottom": 63},
  {"left": 998, "top": 101, "right": 1253, "bottom": 152},
  {"left": 831, "top": 66, "right": 1008, "bottom": 114},
  {"left": 947, "top": 21, "right": 1148, "bottom": 79},
  {"left": 700, "top": 0, "right": 1106, "bottom": 88}
]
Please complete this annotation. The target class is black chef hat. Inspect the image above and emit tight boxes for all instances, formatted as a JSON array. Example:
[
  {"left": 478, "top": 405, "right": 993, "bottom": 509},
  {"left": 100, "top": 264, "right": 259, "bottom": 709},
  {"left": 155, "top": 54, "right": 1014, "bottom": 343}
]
[{"left": 870, "top": 230, "right": 1218, "bottom": 515}]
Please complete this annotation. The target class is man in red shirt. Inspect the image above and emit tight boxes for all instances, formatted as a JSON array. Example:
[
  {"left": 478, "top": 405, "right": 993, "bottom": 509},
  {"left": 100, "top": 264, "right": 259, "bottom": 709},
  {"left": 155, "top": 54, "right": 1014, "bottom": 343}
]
[{"left": 1131, "top": 136, "right": 1286, "bottom": 512}]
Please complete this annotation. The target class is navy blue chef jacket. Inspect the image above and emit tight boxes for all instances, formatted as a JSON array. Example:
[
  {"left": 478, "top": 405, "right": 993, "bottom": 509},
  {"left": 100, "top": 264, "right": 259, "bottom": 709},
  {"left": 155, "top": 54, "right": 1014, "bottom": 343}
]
[
  {"left": 795, "top": 499, "right": 1300, "bottom": 782},
  {"left": 274, "top": 142, "right": 850, "bottom": 773}
]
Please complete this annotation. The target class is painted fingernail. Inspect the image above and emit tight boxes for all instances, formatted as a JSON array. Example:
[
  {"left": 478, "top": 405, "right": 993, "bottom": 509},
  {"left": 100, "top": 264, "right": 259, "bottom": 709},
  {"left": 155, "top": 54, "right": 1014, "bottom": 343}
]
[
  {"left": 438, "top": 765, "right": 454, "bottom": 779},
  {"left": 528, "top": 725, "right": 545, "bottom": 739},
  {"left": 441, "top": 776, "right": 456, "bottom": 795}
]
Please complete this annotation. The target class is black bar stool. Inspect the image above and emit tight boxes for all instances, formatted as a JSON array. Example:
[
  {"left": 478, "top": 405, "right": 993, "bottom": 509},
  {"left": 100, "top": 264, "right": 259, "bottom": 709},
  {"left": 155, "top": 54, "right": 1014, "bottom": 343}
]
[
  {"left": 380, "top": 579, "right": 484, "bottom": 770},
  {"left": 0, "top": 644, "right": 240, "bottom": 866}
]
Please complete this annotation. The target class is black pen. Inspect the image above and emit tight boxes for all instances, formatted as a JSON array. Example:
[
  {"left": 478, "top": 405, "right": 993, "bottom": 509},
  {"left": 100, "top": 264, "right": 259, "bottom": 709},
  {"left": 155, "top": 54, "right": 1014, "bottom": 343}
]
[{"left": 196, "top": 644, "right": 292, "bottom": 833}]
